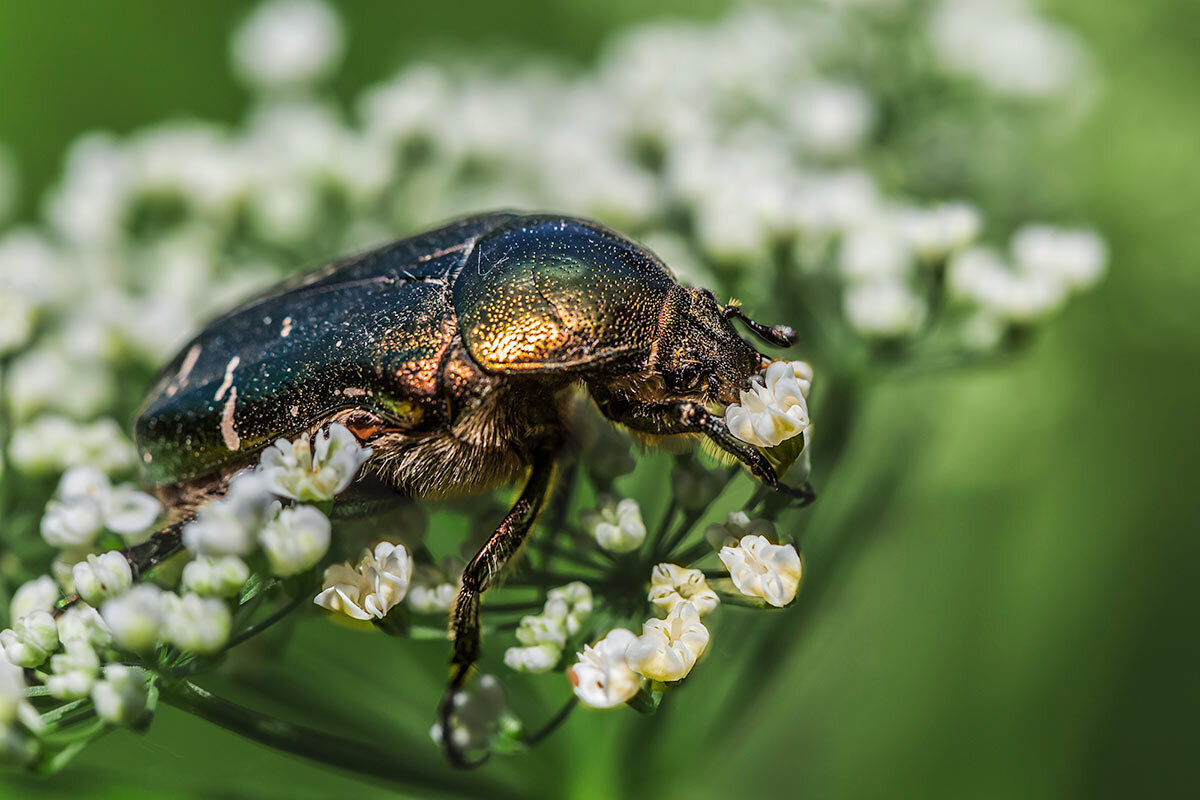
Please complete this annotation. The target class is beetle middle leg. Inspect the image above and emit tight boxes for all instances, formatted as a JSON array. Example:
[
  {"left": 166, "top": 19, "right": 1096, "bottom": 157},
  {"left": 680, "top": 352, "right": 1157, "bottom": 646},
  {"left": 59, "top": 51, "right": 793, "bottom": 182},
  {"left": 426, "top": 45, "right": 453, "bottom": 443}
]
[{"left": 440, "top": 447, "right": 557, "bottom": 767}]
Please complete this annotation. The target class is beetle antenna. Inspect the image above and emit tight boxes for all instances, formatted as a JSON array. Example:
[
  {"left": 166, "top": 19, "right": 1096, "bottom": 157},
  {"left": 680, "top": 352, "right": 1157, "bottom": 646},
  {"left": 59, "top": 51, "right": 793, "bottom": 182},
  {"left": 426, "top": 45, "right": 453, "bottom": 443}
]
[{"left": 722, "top": 303, "right": 797, "bottom": 348}]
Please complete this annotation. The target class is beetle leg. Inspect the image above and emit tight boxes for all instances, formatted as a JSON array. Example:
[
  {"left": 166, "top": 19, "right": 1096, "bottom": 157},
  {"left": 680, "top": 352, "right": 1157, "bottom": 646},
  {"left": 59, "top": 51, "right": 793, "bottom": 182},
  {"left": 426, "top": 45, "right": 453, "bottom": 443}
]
[
  {"left": 439, "top": 448, "right": 557, "bottom": 768},
  {"left": 595, "top": 394, "right": 814, "bottom": 504},
  {"left": 52, "top": 518, "right": 191, "bottom": 617}
]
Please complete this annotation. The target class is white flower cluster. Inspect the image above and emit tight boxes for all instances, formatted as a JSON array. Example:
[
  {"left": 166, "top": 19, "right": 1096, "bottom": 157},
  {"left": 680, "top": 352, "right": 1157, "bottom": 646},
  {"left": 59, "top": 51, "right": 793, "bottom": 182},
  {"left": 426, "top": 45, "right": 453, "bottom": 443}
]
[
  {"left": 566, "top": 514, "right": 800, "bottom": 710},
  {"left": 504, "top": 582, "right": 593, "bottom": 674},
  {"left": 0, "top": 423, "right": 370, "bottom": 748},
  {"left": 725, "top": 360, "right": 814, "bottom": 449},
  {"left": 948, "top": 224, "right": 1107, "bottom": 339}
]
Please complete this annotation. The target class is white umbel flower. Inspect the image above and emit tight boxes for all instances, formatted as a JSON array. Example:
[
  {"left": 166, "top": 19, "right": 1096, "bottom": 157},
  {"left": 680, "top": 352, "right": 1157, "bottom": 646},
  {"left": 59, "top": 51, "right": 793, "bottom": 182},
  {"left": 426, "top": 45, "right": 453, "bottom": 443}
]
[
  {"left": 182, "top": 470, "right": 276, "bottom": 557},
  {"left": 259, "top": 503, "right": 331, "bottom": 576},
  {"left": 91, "top": 665, "right": 151, "bottom": 727},
  {"left": 9, "top": 416, "right": 138, "bottom": 476},
  {"left": 231, "top": 0, "right": 344, "bottom": 90},
  {"left": 101, "top": 584, "right": 165, "bottom": 653},
  {"left": 259, "top": 424, "right": 371, "bottom": 502},
  {"left": 567, "top": 628, "right": 642, "bottom": 709},
  {"left": 313, "top": 542, "right": 412, "bottom": 620},
  {"left": 46, "top": 639, "right": 101, "bottom": 699},
  {"left": 724, "top": 360, "right": 813, "bottom": 448},
  {"left": 718, "top": 534, "right": 803, "bottom": 607},
  {"left": 503, "top": 642, "right": 561, "bottom": 674},
  {"left": 581, "top": 496, "right": 646, "bottom": 553},
  {"left": 648, "top": 563, "right": 720, "bottom": 617},
  {"left": 0, "top": 610, "right": 60, "bottom": 668},
  {"left": 624, "top": 602, "right": 710, "bottom": 682},
  {"left": 9, "top": 575, "right": 59, "bottom": 622},
  {"left": 161, "top": 593, "right": 232, "bottom": 654},
  {"left": 181, "top": 555, "right": 250, "bottom": 598},
  {"left": 72, "top": 551, "right": 133, "bottom": 606}
]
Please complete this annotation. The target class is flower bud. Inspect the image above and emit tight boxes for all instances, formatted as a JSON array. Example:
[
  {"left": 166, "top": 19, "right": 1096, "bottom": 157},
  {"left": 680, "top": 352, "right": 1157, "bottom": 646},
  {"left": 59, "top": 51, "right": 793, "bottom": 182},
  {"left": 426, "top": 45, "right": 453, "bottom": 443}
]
[
  {"left": 181, "top": 555, "right": 250, "bottom": 598},
  {"left": 72, "top": 551, "right": 133, "bottom": 606}
]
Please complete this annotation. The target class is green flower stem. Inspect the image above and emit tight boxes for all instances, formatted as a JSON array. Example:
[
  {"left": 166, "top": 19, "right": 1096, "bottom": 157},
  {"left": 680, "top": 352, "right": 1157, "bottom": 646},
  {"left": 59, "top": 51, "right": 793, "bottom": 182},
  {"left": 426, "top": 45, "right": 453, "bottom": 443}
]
[
  {"left": 645, "top": 496, "right": 679, "bottom": 559},
  {"left": 223, "top": 589, "right": 308, "bottom": 652},
  {"left": 160, "top": 679, "right": 523, "bottom": 799},
  {"left": 522, "top": 696, "right": 578, "bottom": 748}
]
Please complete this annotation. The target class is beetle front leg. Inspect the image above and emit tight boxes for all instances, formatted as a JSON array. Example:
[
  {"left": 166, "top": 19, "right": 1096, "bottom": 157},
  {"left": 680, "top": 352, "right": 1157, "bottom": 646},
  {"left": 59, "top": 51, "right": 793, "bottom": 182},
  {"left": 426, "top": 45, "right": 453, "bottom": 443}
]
[
  {"left": 598, "top": 394, "right": 813, "bottom": 503},
  {"left": 439, "top": 448, "right": 557, "bottom": 768}
]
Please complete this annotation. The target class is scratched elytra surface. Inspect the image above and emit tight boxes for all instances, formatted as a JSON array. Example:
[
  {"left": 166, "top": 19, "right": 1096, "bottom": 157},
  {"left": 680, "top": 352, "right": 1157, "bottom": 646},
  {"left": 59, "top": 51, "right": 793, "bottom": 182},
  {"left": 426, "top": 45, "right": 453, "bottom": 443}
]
[{"left": 135, "top": 214, "right": 677, "bottom": 487}]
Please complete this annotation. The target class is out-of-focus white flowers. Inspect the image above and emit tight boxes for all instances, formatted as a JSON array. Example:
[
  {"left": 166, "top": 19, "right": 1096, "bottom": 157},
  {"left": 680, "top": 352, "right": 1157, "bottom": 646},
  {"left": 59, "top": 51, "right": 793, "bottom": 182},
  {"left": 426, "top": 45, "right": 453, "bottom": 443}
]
[
  {"left": 648, "top": 564, "right": 719, "bottom": 617},
  {"left": 101, "top": 585, "right": 165, "bottom": 653},
  {"left": 259, "top": 503, "right": 331, "bottom": 576},
  {"left": 314, "top": 542, "right": 412, "bottom": 621},
  {"left": 46, "top": 639, "right": 100, "bottom": 700},
  {"left": 91, "top": 665, "right": 151, "bottom": 727},
  {"left": 725, "top": 360, "right": 813, "bottom": 448},
  {"left": 719, "top": 535, "right": 803, "bottom": 608},
  {"left": 8, "top": 416, "right": 138, "bottom": 476},
  {"left": 948, "top": 225, "right": 1105, "bottom": 325},
  {"left": 929, "top": 0, "right": 1086, "bottom": 98},
  {"left": 182, "top": 471, "right": 276, "bottom": 557},
  {"left": 40, "top": 466, "right": 161, "bottom": 548},
  {"left": 431, "top": 674, "right": 518, "bottom": 753},
  {"left": 72, "top": 552, "right": 133, "bottom": 606},
  {"left": 1011, "top": 224, "right": 1107, "bottom": 289},
  {"left": 407, "top": 558, "right": 462, "bottom": 614},
  {"left": 231, "top": 0, "right": 344, "bottom": 90},
  {"left": 844, "top": 279, "right": 928, "bottom": 338},
  {"left": 9, "top": 576, "right": 59, "bottom": 622},
  {"left": 567, "top": 628, "right": 642, "bottom": 709},
  {"left": 625, "top": 602, "right": 710, "bottom": 682},
  {"left": 161, "top": 593, "right": 232, "bottom": 654},
  {"left": 259, "top": 425, "right": 371, "bottom": 502},
  {"left": 182, "top": 555, "right": 251, "bottom": 598},
  {"left": 580, "top": 496, "right": 646, "bottom": 553},
  {"left": 897, "top": 202, "right": 983, "bottom": 262},
  {"left": 544, "top": 582, "right": 593, "bottom": 636},
  {"left": 1, "top": 610, "right": 60, "bottom": 668},
  {"left": 0, "top": 292, "right": 35, "bottom": 357},
  {"left": 1, "top": 657, "right": 44, "bottom": 739}
]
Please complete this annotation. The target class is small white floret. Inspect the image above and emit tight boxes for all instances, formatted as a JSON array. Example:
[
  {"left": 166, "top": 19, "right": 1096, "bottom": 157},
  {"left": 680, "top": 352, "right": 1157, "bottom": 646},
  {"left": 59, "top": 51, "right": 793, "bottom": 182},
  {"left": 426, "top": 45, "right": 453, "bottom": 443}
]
[
  {"left": 0, "top": 610, "right": 60, "bottom": 668},
  {"left": 718, "top": 534, "right": 802, "bottom": 607},
  {"left": 259, "top": 424, "right": 371, "bottom": 502},
  {"left": 648, "top": 563, "right": 720, "bottom": 617},
  {"left": 567, "top": 628, "right": 642, "bottom": 709},
  {"left": 91, "top": 665, "right": 151, "bottom": 727},
  {"left": 182, "top": 470, "right": 276, "bottom": 557},
  {"left": 72, "top": 551, "right": 133, "bottom": 606},
  {"left": 9, "top": 575, "right": 59, "bottom": 622},
  {"left": 313, "top": 542, "right": 412, "bottom": 620},
  {"left": 724, "top": 360, "right": 813, "bottom": 448},
  {"left": 160, "top": 593, "right": 232, "bottom": 654},
  {"left": 231, "top": 0, "right": 344, "bottom": 90},
  {"left": 624, "top": 602, "right": 710, "bottom": 682},
  {"left": 581, "top": 496, "right": 646, "bottom": 553},
  {"left": 259, "top": 503, "right": 331, "bottom": 576},
  {"left": 46, "top": 639, "right": 100, "bottom": 700},
  {"left": 181, "top": 555, "right": 251, "bottom": 598},
  {"left": 101, "top": 584, "right": 165, "bottom": 653}
]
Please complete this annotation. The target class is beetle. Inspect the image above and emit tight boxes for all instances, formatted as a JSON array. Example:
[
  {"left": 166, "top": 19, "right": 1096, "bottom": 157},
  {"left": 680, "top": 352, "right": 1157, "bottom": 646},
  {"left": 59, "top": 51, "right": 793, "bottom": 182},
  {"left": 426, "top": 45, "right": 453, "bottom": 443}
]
[{"left": 111, "top": 212, "right": 810, "bottom": 765}]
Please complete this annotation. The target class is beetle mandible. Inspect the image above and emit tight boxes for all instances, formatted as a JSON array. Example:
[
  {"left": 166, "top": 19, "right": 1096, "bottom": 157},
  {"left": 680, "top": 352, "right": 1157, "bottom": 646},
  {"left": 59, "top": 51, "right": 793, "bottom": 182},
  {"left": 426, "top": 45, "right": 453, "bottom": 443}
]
[{"left": 109, "top": 213, "right": 812, "bottom": 765}]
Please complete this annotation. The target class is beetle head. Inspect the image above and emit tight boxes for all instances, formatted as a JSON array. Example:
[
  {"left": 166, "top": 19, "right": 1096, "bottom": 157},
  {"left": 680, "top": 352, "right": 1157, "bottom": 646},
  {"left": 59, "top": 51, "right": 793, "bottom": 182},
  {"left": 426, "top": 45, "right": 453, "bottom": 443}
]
[{"left": 646, "top": 286, "right": 794, "bottom": 407}]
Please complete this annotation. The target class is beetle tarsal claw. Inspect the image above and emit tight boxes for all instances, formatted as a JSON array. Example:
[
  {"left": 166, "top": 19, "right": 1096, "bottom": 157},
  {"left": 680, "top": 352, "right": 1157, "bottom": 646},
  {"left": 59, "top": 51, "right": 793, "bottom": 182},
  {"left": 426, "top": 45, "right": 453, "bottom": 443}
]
[{"left": 772, "top": 479, "right": 816, "bottom": 505}]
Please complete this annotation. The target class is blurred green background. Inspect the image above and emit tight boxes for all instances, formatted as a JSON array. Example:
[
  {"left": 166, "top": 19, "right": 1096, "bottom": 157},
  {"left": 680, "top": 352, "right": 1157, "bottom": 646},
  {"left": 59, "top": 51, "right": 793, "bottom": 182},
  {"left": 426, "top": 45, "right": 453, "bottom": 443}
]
[{"left": 0, "top": 0, "right": 1196, "bottom": 797}]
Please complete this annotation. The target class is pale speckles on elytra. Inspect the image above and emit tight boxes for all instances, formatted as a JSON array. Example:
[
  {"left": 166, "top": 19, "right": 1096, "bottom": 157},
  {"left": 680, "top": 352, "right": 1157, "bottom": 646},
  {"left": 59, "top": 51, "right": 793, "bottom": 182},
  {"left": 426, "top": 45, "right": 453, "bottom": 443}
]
[{"left": 214, "top": 356, "right": 240, "bottom": 402}]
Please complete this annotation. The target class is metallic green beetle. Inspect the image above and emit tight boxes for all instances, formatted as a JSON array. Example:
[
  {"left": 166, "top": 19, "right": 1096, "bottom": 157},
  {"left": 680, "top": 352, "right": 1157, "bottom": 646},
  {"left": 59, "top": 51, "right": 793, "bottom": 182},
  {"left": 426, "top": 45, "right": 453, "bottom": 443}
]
[{"left": 121, "top": 212, "right": 809, "bottom": 765}]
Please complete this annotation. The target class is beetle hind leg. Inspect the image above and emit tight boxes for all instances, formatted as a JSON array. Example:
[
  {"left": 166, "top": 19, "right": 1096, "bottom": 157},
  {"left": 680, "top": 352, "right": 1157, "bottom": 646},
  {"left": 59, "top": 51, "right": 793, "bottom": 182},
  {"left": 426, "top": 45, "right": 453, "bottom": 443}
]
[{"left": 438, "top": 448, "right": 556, "bottom": 768}]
